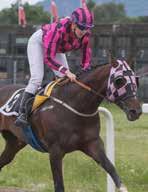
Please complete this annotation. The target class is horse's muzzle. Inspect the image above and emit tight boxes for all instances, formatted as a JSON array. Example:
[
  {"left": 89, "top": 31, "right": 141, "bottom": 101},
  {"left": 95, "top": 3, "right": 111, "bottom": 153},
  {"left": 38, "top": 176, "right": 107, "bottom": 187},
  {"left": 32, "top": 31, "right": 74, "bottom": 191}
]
[
  {"left": 127, "top": 107, "right": 142, "bottom": 121},
  {"left": 116, "top": 98, "right": 142, "bottom": 121}
]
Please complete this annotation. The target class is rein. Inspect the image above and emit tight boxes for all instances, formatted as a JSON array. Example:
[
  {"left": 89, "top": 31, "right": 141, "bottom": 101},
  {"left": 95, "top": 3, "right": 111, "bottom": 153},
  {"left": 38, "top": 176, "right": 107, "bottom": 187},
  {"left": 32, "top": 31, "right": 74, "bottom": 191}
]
[
  {"left": 46, "top": 78, "right": 107, "bottom": 117},
  {"left": 49, "top": 96, "right": 99, "bottom": 117},
  {"left": 48, "top": 79, "right": 108, "bottom": 117},
  {"left": 136, "top": 72, "right": 148, "bottom": 78},
  {"left": 58, "top": 78, "right": 108, "bottom": 100},
  {"left": 74, "top": 79, "right": 108, "bottom": 100}
]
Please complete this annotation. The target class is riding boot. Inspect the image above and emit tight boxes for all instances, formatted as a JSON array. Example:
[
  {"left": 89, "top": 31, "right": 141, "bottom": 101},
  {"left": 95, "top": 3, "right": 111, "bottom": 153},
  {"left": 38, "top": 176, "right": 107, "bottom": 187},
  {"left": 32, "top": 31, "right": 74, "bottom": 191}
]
[{"left": 15, "top": 91, "right": 34, "bottom": 128}]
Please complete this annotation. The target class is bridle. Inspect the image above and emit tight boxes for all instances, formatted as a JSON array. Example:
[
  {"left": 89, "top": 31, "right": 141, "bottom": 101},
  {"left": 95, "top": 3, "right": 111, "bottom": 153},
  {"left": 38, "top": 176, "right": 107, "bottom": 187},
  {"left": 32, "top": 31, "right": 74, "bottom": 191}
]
[
  {"left": 74, "top": 60, "right": 138, "bottom": 104},
  {"left": 48, "top": 60, "right": 138, "bottom": 117},
  {"left": 73, "top": 79, "right": 107, "bottom": 99}
]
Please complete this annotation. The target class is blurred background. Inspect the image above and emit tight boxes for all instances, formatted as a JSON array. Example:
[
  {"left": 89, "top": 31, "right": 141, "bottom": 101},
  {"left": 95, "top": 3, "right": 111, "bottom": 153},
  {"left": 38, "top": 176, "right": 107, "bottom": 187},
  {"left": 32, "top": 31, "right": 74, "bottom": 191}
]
[{"left": 0, "top": 0, "right": 148, "bottom": 101}]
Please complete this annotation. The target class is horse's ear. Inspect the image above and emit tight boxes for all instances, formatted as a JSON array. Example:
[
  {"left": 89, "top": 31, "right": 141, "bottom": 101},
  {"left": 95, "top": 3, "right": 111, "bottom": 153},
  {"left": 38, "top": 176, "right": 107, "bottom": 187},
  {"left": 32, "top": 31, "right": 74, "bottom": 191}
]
[{"left": 108, "top": 50, "right": 118, "bottom": 68}]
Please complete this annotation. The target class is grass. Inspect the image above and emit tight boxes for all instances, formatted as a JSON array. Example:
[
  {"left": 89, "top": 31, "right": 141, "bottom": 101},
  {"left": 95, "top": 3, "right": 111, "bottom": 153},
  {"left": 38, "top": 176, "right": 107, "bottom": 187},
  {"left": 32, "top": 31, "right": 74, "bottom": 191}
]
[{"left": 0, "top": 102, "right": 148, "bottom": 192}]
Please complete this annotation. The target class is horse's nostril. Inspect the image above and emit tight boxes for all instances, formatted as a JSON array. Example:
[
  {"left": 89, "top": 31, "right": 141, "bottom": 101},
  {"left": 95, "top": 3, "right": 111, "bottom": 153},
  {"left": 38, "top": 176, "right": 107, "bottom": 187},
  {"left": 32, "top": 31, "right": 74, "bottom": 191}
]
[
  {"left": 129, "top": 109, "right": 137, "bottom": 115},
  {"left": 129, "top": 108, "right": 142, "bottom": 116}
]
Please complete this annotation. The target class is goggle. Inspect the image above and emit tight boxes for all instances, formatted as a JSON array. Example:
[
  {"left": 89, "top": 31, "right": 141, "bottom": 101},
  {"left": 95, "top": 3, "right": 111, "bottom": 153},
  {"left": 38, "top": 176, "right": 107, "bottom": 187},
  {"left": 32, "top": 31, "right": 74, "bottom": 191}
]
[{"left": 76, "top": 24, "right": 90, "bottom": 31}]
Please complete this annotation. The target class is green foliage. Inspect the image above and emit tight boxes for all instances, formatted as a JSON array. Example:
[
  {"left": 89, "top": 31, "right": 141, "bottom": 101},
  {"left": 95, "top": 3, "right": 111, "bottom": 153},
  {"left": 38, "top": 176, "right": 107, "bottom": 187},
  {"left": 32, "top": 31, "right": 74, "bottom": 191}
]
[
  {"left": 24, "top": 3, "right": 50, "bottom": 25},
  {"left": 0, "top": 4, "right": 18, "bottom": 25},
  {"left": 0, "top": 1, "right": 147, "bottom": 25},
  {"left": 86, "top": 1, "right": 141, "bottom": 24},
  {"left": 137, "top": 16, "right": 148, "bottom": 23},
  {"left": 0, "top": 3, "right": 50, "bottom": 25},
  {"left": 86, "top": 0, "right": 96, "bottom": 11},
  {"left": 93, "top": 2, "right": 128, "bottom": 24}
]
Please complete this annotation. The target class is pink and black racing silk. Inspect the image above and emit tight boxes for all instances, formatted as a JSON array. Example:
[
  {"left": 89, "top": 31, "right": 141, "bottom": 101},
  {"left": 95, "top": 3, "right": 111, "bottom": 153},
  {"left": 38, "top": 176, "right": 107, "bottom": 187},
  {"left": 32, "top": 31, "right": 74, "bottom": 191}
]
[
  {"left": 42, "top": 17, "right": 92, "bottom": 74},
  {"left": 71, "top": 7, "right": 94, "bottom": 28},
  {"left": 107, "top": 60, "right": 137, "bottom": 102}
]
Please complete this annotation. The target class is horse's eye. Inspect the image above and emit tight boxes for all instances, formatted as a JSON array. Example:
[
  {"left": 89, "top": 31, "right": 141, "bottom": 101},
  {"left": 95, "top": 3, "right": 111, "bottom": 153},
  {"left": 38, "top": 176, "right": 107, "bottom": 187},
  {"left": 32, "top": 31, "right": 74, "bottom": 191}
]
[{"left": 114, "top": 77, "right": 127, "bottom": 89}]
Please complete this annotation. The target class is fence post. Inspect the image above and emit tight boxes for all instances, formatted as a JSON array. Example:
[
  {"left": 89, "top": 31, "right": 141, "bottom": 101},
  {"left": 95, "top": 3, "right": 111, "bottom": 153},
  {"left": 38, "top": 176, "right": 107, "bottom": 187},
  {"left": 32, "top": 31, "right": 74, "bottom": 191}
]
[
  {"left": 142, "top": 103, "right": 148, "bottom": 113},
  {"left": 98, "top": 107, "right": 115, "bottom": 192},
  {"left": 13, "top": 60, "right": 17, "bottom": 84}
]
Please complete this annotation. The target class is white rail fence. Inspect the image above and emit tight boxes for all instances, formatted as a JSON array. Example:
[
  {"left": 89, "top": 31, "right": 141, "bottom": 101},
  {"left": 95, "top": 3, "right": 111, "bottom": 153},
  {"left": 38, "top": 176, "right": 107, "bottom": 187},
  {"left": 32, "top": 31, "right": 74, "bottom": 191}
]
[
  {"left": 99, "top": 103, "right": 147, "bottom": 192},
  {"left": 98, "top": 107, "right": 115, "bottom": 192},
  {"left": 142, "top": 103, "right": 148, "bottom": 113}
]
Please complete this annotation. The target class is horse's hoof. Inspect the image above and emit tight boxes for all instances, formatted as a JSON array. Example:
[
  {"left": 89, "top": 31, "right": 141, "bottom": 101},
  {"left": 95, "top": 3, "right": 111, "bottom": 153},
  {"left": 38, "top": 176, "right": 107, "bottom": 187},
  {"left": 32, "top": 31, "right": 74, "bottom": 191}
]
[{"left": 119, "top": 184, "right": 128, "bottom": 192}]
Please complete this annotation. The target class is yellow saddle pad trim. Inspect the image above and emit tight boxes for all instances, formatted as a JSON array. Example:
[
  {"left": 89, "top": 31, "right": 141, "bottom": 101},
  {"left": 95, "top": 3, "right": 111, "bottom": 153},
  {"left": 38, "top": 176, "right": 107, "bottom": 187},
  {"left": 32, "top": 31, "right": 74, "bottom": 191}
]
[
  {"left": 32, "top": 95, "right": 48, "bottom": 111},
  {"left": 44, "top": 78, "right": 62, "bottom": 96},
  {"left": 32, "top": 78, "right": 62, "bottom": 111}
]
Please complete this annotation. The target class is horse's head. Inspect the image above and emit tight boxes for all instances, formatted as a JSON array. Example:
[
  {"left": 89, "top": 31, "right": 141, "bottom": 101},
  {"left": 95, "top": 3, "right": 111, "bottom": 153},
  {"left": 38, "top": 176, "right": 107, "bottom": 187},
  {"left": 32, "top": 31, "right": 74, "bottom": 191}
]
[{"left": 107, "top": 58, "right": 142, "bottom": 121}]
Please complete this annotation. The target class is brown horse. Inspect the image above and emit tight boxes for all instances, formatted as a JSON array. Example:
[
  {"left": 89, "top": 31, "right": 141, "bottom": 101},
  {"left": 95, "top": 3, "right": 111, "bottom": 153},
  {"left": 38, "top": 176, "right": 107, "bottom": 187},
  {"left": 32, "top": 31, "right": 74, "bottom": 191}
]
[{"left": 0, "top": 58, "right": 142, "bottom": 192}]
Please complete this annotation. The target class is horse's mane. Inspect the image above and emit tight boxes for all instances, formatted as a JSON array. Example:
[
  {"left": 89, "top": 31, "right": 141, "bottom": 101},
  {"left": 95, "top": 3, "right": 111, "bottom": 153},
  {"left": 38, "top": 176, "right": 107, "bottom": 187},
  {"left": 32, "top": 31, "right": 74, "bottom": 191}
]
[
  {"left": 57, "top": 62, "right": 109, "bottom": 96},
  {"left": 76, "top": 62, "right": 109, "bottom": 78}
]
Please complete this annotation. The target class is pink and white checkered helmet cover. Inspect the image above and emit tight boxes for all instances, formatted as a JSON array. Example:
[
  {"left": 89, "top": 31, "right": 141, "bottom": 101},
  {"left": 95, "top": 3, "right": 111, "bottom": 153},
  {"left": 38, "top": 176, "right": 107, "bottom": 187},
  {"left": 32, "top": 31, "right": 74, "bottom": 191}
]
[{"left": 107, "top": 60, "right": 137, "bottom": 102}]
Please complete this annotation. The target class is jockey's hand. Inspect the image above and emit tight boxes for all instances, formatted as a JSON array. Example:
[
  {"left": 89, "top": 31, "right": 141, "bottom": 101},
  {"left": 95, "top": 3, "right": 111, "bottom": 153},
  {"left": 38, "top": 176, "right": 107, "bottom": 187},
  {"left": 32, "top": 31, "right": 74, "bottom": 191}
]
[
  {"left": 82, "top": 66, "right": 91, "bottom": 72},
  {"left": 65, "top": 70, "right": 76, "bottom": 82}
]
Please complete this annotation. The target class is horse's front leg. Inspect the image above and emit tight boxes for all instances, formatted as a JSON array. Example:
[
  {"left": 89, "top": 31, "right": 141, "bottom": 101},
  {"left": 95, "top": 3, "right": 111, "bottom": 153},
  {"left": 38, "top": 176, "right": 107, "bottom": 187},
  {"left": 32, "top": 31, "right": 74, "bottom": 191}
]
[
  {"left": 0, "top": 131, "right": 26, "bottom": 171},
  {"left": 49, "top": 146, "right": 65, "bottom": 192},
  {"left": 81, "top": 137, "right": 128, "bottom": 192}
]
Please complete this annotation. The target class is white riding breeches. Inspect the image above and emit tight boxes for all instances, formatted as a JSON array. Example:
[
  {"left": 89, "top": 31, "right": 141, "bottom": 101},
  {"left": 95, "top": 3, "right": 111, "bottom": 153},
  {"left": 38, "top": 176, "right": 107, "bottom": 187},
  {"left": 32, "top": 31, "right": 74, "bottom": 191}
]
[{"left": 25, "top": 29, "right": 69, "bottom": 94}]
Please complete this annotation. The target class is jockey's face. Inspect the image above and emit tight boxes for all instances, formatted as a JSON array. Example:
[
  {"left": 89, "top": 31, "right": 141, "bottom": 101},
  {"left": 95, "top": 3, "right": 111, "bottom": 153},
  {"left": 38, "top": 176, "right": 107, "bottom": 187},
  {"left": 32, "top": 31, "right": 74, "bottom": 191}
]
[{"left": 72, "top": 23, "right": 88, "bottom": 39}]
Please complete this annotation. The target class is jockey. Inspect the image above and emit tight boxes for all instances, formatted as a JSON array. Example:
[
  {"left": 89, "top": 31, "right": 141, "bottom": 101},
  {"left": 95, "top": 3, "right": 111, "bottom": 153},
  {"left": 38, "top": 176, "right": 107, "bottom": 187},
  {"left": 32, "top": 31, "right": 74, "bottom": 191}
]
[{"left": 15, "top": 7, "right": 94, "bottom": 128}]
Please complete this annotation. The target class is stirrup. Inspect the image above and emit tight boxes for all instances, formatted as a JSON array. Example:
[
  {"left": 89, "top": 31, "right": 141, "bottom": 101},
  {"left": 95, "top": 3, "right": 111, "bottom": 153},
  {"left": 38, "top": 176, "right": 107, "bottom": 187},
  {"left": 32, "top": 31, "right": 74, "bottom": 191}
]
[{"left": 15, "top": 114, "right": 29, "bottom": 128}]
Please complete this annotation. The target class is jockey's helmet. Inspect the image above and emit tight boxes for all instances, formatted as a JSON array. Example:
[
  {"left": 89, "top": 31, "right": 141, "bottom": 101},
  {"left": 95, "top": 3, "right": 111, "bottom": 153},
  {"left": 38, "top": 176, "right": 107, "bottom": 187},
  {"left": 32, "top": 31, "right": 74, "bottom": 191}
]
[{"left": 71, "top": 8, "right": 94, "bottom": 30}]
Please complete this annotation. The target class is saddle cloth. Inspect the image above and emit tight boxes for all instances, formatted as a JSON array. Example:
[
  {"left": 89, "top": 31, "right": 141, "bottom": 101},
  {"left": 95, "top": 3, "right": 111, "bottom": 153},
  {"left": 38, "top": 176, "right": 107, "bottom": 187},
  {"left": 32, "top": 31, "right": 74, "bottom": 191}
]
[
  {"left": 0, "top": 78, "right": 62, "bottom": 116},
  {"left": 32, "top": 78, "right": 62, "bottom": 111},
  {"left": 0, "top": 88, "right": 25, "bottom": 116}
]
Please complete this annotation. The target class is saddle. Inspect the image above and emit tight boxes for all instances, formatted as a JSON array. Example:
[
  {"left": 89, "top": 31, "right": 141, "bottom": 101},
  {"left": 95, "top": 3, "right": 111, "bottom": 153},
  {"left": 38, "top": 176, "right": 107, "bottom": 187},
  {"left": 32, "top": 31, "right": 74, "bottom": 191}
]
[
  {"left": 32, "top": 78, "right": 62, "bottom": 111},
  {"left": 0, "top": 78, "right": 68, "bottom": 153},
  {"left": 0, "top": 78, "right": 64, "bottom": 116}
]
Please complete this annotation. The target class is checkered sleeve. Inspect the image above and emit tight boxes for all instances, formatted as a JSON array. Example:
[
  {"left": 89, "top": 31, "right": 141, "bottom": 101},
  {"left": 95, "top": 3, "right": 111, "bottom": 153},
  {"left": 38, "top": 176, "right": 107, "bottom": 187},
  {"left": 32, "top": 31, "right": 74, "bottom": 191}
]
[
  {"left": 43, "top": 25, "right": 68, "bottom": 74},
  {"left": 81, "top": 34, "right": 92, "bottom": 70}
]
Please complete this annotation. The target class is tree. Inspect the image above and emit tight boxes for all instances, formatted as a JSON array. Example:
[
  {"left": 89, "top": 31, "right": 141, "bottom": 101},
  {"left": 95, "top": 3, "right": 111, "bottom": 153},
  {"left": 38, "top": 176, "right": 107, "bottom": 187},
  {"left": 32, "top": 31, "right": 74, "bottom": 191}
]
[
  {"left": 93, "top": 2, "right": 128, "bottom": 24},
  {"left": 87, "top": 0, "right": 96, "bottom": 11},
  {"left": 137, "top": 16, "right": 148, "bottom": 23},
  {"left": 24, "top": 3, "right": 50, "bottom": 25},
  {"left": 0, "top": 3, "right": 51, "bottom": 25},
  {"left": 0, "top": 4, "right": 18, "bottom": 25}
]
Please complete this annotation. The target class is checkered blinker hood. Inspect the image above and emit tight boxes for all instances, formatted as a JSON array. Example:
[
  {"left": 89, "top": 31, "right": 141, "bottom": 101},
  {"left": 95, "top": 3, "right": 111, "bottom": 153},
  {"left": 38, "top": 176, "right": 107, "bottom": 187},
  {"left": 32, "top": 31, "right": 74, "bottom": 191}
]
[{"left": 107, "top": 60, "right": 137, "bottom": 102}]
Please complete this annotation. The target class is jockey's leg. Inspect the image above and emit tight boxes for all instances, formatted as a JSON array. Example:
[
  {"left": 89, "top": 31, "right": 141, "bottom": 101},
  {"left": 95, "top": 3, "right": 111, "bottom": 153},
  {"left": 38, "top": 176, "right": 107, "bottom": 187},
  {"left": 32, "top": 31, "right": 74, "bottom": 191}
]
[
  {"left": 15, "top": 29, "right": 44, "bottom": 128},
  {"left": 15, "top": 91, "right": 34, "bottom": 127}
]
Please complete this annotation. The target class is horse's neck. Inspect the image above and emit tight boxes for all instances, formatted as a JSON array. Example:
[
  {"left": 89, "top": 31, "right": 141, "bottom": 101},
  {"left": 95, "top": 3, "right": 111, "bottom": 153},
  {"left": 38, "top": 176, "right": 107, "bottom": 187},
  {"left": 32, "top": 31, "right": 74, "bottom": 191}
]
[
  {"left": 81, "top": 64, "right": 110, "bottom": 107},
  {"left": 89, "top": 64, "right": 111, "bottom": 95},
  {"left": 56, "top": 64, "right": 111, "bottom": 113}
]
